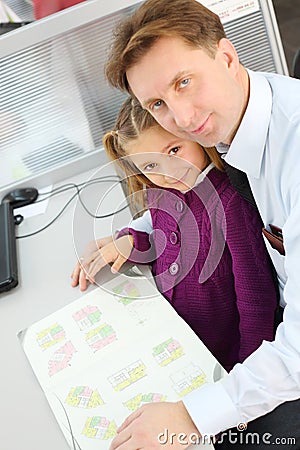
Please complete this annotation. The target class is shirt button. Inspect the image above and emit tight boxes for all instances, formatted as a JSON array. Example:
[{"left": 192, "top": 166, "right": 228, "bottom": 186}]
[
  {"left": 175, "top": 200, "right": 184, "bottom": 212},
  {"left": 169, "top": 263, "right": 179, "bottom": 275},
  {"left": 170, "top": 231, "right": 178, "bottom": 245}
]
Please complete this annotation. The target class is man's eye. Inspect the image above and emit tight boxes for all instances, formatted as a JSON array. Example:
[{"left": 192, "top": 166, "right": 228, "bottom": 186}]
[
  {"left": 179, "top": 78, "right": 190, "bottom": 88},
  {"left": 169, "top": 147, "right": 180, "bottom": 155}
]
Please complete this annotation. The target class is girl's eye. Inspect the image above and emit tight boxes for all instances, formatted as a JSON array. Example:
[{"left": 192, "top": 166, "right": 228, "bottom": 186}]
[
  {"left": 144, "top": 162, "right": 157, "bottom": 172},
  {"left": 151, "top": 100, "right": 163, "bottom": 111},
  {"left": 169, "top": 147, "right": 180, "bottom": 156},
  {"left": 179, "top": 78, "right": 190, "bottom": 88}
]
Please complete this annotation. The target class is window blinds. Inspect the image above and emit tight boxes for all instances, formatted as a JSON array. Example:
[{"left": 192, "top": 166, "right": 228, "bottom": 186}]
[
  {"left": 0, "top": 0, "right": 287, "bottom": 191},
  {"left": 0, "top": 3, "right": 132, "bottom": 189}
]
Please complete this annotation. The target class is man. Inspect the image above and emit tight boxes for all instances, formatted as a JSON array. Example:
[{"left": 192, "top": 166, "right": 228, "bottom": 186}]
[{"left": 105, "top": 0, "right": 300, "bottom": 448}]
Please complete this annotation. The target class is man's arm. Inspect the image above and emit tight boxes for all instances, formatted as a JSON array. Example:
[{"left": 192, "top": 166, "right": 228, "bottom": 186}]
[
  {"left": 127, "top": 209, "right": 153, "bottom": 233},
  {"left": 184, "top": 184, "right": 300, "bottom": 436},
  {"left": 110, "top": 190, "right": 300, "bottom": 448}
]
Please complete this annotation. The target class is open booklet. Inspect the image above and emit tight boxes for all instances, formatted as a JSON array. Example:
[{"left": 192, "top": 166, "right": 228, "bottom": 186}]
[{"left": 19, "top": 268, "right": 225, "bottom": 449}]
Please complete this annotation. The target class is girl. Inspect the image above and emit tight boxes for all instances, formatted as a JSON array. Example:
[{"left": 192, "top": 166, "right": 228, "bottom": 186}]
[{"left": 72, "top": 97, "right": 277, "bottom": 371}]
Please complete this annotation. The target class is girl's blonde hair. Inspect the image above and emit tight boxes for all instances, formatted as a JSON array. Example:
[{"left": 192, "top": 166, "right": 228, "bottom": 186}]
[{"left": 103, "top": 97, "right": 224, "bottom": 205}]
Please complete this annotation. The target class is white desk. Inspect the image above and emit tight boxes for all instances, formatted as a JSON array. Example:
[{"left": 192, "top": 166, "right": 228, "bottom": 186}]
[{"left": 0, "top": 163, "right": 133, "bottom": 450}]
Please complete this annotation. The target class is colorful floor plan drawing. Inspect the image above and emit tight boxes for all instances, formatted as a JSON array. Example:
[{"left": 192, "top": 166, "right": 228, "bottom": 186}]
[
  {"left": 65, "top": 386, "right": 104, "bottom": 408},
  {"left": 126, "top": 301, "right": 154, "bottom": 327},
  {"left": 152, "top": 338, "right": 184, "bottom": 366},
  {"left": 112, "top": 280, "right": 140, "bottom": 305},
  {"left": 72, "top": 305, "right": 102, "bottom": 331},
  {"left": 170, "top": 363, "right": 207, "bottom": 397},
  {"left": 48, "top": 341, "right": 77, "bottom": 377},
  {"left": 36, "top": 323, "right": 66, "bottom": 350},
  {"left": 85, "top": 323, "right": 117, "bottom": 352},
  {"left": 82, "top": 416, "right": 117, "bottom": 440},
  {"left": 123, "top": 392, "right": 166, "bottom": 412},
  {"left": 108, "top": 360, "right": 147, "bottom": 392}
]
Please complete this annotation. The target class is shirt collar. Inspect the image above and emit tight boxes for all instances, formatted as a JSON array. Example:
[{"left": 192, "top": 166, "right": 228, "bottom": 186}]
[
  {"left": 180, "top": 162, "right": 215, "bottom": 193},
  {"left": 224, "top": 69, "right": 272, "bottom": 179}
]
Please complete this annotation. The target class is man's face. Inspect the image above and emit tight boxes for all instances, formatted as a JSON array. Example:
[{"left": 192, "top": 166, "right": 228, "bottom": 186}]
[{"left": 127, "top": 36, "right": 247, "bottom": 147}]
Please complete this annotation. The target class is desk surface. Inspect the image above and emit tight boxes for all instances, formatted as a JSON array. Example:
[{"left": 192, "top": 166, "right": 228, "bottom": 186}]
[{"left": 0, "top": 164, "right": 133, "bottom": 450}]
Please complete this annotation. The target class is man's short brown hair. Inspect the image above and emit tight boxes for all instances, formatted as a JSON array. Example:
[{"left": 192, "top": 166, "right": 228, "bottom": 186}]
[{"left": 105, "top": 0, "right": 225, "bottom": 93}]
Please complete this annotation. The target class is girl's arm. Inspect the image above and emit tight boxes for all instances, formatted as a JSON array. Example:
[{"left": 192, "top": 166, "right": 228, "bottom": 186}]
[
  {"left": 71, "top": 211, "right": 153, "bottom": 290},
  {"left": 116, "top": 225, "right": 155, "bottom": 265}
]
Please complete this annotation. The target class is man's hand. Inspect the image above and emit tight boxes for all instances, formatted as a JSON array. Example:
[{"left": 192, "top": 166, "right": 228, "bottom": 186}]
[{"left": 110, "top": 401, "right": 201, "bottom": 449}]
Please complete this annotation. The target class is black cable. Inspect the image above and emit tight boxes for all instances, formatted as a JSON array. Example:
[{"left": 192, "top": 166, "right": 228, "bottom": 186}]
[
  {"left": 16, "top": 177, "right": 129, "bottom": 239},
  {"left": 16, "top": 189, "right": 79, "bottom": 239},
  {"left": 34, "top": 176, "right": 121, "bottom": 203},
  {"left": 75, "top": 179, "right": 129, "bottom": 219}
]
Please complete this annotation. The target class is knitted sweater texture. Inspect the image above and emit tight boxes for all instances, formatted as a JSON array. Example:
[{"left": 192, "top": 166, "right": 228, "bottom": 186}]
[{"left": 121, "top": 168, "right": 277, "bottom": 371}]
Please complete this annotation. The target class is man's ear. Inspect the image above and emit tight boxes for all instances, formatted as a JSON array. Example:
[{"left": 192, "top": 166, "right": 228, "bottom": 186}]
[{"left": 217, "top": 38, "right": 240, "bottom": 73}]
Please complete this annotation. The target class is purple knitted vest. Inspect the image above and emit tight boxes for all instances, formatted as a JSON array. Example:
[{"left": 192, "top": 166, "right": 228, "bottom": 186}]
[
  {"left": 145, "top": 168, "right": 277, "bottom": 370},
  {"left": 125, "top": 168, "right": 277, "bottom": 371}
]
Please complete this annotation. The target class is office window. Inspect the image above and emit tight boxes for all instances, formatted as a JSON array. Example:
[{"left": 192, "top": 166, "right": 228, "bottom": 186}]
[
  {"left": 0, "top": 0, "right": 287, "bottom": 192},
  {"left": 0, "top": 3, "right": 133, "bottom": 189}
]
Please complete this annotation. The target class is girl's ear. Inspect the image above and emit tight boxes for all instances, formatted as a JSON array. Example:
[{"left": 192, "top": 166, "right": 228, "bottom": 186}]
[{"left": 217, "top": 38, "right": 240, "bottom": 73}]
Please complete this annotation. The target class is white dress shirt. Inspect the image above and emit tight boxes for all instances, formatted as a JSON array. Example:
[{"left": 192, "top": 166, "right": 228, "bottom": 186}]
[{"left": 184, "top": 70, "right": 300, "bottom": 435}]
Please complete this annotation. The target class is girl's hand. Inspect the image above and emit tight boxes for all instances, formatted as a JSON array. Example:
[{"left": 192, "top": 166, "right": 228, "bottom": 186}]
[
  {"left": 71, "top": 235, "right": 114, "bottom": 291},
  {"left": 71, "top": 235, "right": 134, "bottom": 291}
]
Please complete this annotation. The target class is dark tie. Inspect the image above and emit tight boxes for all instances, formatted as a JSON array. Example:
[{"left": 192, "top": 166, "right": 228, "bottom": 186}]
[{"left": 223, "top": 160, "right": 258, "bottom": 211}]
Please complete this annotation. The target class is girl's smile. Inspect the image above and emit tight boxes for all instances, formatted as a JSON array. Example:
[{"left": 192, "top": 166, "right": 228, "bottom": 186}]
[{"left": 125, "top": 125, "right": 208, "bottom": 191}]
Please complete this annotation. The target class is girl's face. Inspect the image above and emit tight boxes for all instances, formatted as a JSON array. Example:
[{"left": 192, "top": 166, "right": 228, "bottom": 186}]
[{"left": 125, "top": 125, "right": 208, "bottom": 190}]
